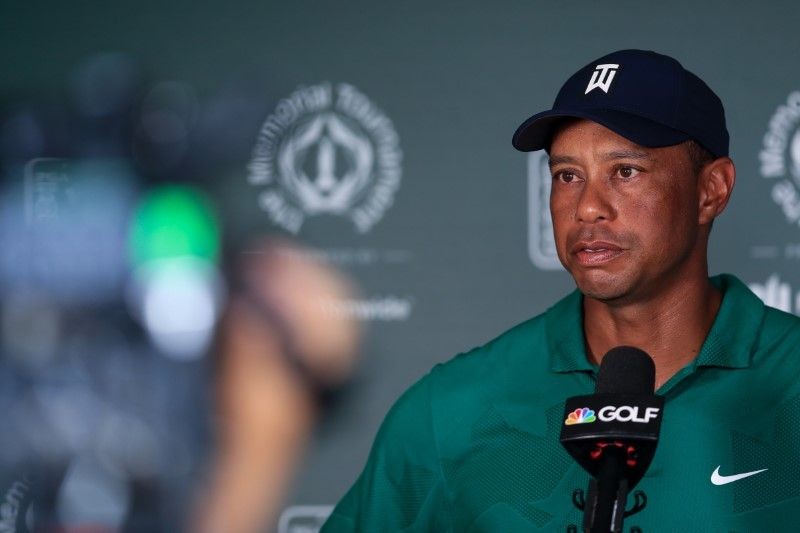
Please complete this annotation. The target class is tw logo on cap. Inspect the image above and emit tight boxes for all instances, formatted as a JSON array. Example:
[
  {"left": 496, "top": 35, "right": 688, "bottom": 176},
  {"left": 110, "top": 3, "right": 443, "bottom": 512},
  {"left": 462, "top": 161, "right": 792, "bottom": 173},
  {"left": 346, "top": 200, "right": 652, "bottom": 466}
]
[{"left": 585, "top": 63, "right": 620, "bottom": 95}]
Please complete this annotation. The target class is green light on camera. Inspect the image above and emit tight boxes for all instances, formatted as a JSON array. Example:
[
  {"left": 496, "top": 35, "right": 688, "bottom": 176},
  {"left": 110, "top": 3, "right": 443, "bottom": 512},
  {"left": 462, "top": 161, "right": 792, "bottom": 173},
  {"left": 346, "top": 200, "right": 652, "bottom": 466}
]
[{"left": 129, "top": 185, "right": 219, "bottom": 267}]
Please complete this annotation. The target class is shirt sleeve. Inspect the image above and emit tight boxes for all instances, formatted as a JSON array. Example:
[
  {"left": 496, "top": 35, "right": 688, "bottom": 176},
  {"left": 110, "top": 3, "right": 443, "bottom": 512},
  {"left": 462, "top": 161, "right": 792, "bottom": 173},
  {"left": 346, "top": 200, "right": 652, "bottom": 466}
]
[{"left": 321, "top": 371, "right": 453, "bottom": 532}]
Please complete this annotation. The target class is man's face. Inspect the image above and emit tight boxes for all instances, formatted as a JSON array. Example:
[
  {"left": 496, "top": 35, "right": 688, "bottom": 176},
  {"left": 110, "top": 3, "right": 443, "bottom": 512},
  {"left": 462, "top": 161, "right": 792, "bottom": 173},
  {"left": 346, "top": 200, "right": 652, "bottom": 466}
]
[{"left": 548, "top": 119, "right": 703, "bottom": 304}]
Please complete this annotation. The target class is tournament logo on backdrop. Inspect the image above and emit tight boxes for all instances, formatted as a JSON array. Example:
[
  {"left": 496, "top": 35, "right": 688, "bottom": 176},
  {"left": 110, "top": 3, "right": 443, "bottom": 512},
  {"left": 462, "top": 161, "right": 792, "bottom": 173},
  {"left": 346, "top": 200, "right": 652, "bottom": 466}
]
[
  {"left": 759, "top": 91, "right": 800, "bottom": 228},
  {"left": 528, "top": 151, "right": 564, "bottom": 270},
  {"left": 248, "top": 82, "right": 402, "bottom": 234},
  {"left": 751, "top": 92, "right": 800, "bottom": 317}
]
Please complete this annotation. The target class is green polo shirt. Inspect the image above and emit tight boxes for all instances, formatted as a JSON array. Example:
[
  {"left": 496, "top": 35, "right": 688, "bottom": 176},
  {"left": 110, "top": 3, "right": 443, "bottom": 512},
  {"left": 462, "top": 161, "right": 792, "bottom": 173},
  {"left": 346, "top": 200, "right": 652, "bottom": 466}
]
[{"left": 322, "top": 274, "right": 800, "bottom": 532}]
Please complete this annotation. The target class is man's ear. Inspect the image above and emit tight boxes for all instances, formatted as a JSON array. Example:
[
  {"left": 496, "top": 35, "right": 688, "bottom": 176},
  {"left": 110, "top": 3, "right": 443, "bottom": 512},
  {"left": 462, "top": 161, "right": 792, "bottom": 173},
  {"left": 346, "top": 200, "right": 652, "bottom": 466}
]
[{"left": 697, "top": 157, "right": 735, "bottom": 225}]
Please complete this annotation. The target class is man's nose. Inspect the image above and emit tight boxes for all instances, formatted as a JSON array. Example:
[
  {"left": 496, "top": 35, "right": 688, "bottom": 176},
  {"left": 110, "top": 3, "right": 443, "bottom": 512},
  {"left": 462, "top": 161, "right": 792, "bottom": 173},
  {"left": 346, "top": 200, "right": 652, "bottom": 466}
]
[{"left": 576, "top": 179, "right": 614, "bottom": 223}]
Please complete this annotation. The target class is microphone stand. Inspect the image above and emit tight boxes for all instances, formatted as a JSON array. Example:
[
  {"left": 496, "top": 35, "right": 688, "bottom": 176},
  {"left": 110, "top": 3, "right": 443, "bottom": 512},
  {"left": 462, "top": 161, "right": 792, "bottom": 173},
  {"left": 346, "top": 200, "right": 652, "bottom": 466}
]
[{"left": 584, "top": 446, "right": 628, "bottom": 533}]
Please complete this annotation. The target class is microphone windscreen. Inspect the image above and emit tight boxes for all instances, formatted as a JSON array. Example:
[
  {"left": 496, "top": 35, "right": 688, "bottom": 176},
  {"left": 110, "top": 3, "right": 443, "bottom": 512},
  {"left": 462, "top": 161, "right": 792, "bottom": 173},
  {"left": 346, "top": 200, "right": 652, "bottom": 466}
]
[{"left": 595, "top": 346, "right": 656, "bottom": 394}]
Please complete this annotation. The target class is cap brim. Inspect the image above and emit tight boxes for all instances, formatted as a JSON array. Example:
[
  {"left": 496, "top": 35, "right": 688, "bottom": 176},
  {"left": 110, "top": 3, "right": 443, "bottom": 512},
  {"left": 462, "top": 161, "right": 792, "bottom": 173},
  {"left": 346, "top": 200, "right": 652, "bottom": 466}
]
[{"left": 512, "top": 109, "right": 690, "bottom": 152}]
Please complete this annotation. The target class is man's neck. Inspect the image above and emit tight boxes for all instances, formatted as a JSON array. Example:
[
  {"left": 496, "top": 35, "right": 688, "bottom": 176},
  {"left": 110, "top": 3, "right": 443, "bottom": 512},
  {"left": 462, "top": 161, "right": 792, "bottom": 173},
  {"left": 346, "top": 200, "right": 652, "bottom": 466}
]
[{"left": 583, "top": 275, "right": 722, "bottom": 390}]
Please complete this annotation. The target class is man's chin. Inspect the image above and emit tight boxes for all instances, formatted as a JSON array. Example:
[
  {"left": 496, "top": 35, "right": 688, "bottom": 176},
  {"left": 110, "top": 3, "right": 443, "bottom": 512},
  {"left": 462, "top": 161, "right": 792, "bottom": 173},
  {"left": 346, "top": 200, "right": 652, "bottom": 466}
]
[
  {"left": 572, "top": 272, "right": 631, "bottom": 303},
  {"left": 580, "top": 287, "right": 628, "bottom": 303}
]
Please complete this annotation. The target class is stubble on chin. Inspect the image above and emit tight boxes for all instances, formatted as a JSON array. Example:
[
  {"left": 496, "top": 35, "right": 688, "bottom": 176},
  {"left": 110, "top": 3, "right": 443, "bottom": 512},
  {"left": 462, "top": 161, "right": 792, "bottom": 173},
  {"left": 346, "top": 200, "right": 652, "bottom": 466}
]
[{"left": 569, "top": 268, "right": 633, "bottom": 304}]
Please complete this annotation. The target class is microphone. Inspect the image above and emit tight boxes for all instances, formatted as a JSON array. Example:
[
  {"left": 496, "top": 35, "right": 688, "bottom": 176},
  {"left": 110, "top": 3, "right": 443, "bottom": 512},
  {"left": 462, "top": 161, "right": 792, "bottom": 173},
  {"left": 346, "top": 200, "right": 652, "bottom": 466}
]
[{"left": 560, "top": 346, "right": 664, "bottom": 533}]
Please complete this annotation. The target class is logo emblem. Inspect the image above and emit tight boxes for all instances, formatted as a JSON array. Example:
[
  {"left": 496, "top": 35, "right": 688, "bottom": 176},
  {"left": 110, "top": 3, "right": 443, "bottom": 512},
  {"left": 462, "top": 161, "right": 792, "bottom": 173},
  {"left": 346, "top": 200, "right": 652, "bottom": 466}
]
[
  {"left": 248, "top": 82, "right": 402, "bottom": 234},
  {"left": 759, "top": 91, "right": 800, "bottom": 229},
  {"left": 710, "top": 466, "right": 767, "bottom": 486},
  {"left": 564, "top": 407, "right": 596, "bottom": 425},
  {"left": 585, "top": 64, "right": 620, "bottom": 94}
]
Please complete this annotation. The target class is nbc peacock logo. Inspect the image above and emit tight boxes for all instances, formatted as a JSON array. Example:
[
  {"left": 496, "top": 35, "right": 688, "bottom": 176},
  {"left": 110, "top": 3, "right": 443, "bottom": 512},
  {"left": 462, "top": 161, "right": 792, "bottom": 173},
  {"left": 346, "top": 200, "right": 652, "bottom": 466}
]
[{"left": 564, "top": 407, "right": 597, "bottom": 425}]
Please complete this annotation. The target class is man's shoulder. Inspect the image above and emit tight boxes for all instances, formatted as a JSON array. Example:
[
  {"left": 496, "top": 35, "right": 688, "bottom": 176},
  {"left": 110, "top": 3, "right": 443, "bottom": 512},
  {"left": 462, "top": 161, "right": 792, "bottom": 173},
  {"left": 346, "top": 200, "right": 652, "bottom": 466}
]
[
  {"left": 761, "top": 302, "right": 800, "bottom": 330},
  {"left": 731, "top": 280, "right": 800, "bottom": 383},
  {"left": 757, "top": 303, "right": 800, "bottom": 355},
  {"left": 715, "top": 273, "right": 800, "bottom": 362},
  {"left": 378, "top": 309, "right": 556, "bottom": 445},
  {"left": 431, "top": 310, "right": 551, "bottom": 386}
]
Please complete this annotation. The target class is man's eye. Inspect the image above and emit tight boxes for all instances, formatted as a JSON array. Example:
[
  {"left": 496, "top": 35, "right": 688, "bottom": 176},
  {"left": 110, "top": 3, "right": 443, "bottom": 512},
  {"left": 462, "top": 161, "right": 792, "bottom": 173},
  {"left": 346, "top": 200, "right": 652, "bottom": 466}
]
[
  {"left": 555, "top": 171, "right": 578, "bottom": 183},
  {"left": 618, "top": 167, "right": 639, "bottom": 179}
]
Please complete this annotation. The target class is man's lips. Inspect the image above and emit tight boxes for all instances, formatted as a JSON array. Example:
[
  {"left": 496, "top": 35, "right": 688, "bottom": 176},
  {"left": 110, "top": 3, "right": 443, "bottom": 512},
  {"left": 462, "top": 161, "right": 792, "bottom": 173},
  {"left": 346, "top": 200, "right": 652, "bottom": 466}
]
[{"left": 572, "top": 241, "right": 625, "bottom": 266}]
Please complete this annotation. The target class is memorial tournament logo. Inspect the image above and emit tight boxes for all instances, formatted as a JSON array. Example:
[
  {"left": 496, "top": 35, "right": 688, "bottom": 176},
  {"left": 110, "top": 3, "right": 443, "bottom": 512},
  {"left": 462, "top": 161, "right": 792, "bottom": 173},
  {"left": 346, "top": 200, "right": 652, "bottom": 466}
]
[
  {"left": 753, "top": 92, "right": 800, "bottom": 317},
  {"left": 248, "top": 83, "right": 402, "bottom": 234},
  {"left": 759, "top": 91, "right": 800, "bottom": 228}
]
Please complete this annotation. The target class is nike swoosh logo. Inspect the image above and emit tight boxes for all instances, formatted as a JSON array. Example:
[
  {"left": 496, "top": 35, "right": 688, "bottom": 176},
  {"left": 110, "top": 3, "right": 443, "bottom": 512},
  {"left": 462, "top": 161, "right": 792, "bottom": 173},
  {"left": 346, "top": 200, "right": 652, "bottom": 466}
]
[{"left": 711, "top": 465, "right": 768, "bottom": 485}]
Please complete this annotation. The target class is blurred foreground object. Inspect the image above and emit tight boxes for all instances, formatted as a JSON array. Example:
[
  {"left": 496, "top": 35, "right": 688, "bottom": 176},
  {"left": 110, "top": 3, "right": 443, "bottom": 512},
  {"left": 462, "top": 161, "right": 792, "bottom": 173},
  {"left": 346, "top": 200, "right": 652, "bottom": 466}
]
[
  {"left": 127, "top": 184, "right": 222, "bottom": 361},
  {"left": 0, "top": 167, "right": 215, "bottom": 530},
  {"left": 194, "top": 240, "right": 360, "bottom": 533}
]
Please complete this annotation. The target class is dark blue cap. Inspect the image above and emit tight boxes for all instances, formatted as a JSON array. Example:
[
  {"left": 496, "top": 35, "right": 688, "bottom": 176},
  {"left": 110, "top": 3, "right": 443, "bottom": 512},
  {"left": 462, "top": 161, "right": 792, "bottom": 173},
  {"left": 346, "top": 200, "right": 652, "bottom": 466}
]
[{"left": 512, "top": 49, "right": 729, "bottom": 157}]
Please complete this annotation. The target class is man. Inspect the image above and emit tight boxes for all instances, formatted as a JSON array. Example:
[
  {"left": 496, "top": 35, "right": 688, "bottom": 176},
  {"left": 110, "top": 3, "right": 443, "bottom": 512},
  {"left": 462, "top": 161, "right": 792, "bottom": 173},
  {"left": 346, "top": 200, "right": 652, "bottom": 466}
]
[{"left": 322, "top": 50, "right": 800, "bottom": 531}]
